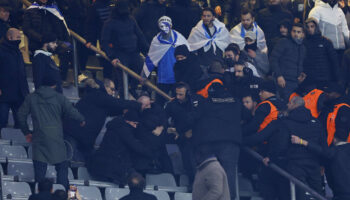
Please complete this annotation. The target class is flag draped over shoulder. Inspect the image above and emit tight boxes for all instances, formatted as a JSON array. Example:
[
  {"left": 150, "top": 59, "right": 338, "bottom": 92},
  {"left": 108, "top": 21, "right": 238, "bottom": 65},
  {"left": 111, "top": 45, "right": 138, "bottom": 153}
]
[
  {"left": 188, "top": 19, "right": 231, "bottom": 54},
  {"left": 143, "top": 30, "right": 189, "bottom": 77}
]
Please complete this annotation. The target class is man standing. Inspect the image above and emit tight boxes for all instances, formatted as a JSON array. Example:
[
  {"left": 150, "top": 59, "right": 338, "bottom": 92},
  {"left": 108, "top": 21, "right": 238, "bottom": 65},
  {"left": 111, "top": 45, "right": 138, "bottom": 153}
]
[
  {"left": 32, "top": 35, "right": 63, "bottom": 93},
  {"left": 256, "top": 0, "right": 293, "bottom": 48},
  {"left": 270, "top": 23, "right": 306, "bottom": 101},
  {"left": 0, "top": 28, "right": 29, "bottom": 131},
  {"left": 303, "top": 17, "right": 339, "bottom": 85},
  {"left": 142, "top": 16, "right": 188, "bottom": 105},
  {"left": 309, "top": 0, "right": 349, "bottom": 58},
  {"left": 17, "top": 78, "right": 85, "bottom": 190},
  {"left": 0, "top": 2, "right": 10, "bottom": 39},
  {"left": 188, "top": 8, "right": 231, "bottom": 66},
  {"left": 230, "top": 8, "right": 267, "bottom": 52}
]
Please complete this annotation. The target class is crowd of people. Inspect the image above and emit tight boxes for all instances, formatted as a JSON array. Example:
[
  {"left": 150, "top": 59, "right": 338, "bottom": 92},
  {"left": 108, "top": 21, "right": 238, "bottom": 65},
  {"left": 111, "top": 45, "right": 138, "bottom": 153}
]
[{"left": 1, "top": 0, "right": 350, "bottom": 199}]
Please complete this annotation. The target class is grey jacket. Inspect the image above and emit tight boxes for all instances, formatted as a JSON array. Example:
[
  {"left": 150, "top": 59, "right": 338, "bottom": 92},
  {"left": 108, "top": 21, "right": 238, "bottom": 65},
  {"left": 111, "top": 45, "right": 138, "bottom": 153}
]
[{"left": 192, "top": 157, "right": 230, "bottom": 200}]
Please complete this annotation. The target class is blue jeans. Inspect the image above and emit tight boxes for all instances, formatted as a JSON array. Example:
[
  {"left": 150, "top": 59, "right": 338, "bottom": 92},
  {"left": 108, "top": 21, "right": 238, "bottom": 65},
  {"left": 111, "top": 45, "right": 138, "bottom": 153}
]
[
  {"left": 197, "top": 142, "right": 240, "bottom": 200},
  {"left": 33, "top": 160, "right": 69, "bottom": 190},
  {"left": 0, "top": 102, "right": 21, "bottom": 130}
]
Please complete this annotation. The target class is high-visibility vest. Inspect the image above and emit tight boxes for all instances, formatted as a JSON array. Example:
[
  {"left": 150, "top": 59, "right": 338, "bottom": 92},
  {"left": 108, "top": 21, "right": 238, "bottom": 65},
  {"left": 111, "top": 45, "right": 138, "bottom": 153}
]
[
  {"left": 289, "top": 92, "right": 300, "bottom": 102},
  {"left": 326, "top": 103, "right": 350, "bottom": 146},
  {"left": 256, "top": 100, "right": 279, "bottom": 132},
  {"left": 303, "top": 89, "right": 323, "bottom": 118},
  {"left": 197, "top": 79, "right": 223, "bottom": 98}
]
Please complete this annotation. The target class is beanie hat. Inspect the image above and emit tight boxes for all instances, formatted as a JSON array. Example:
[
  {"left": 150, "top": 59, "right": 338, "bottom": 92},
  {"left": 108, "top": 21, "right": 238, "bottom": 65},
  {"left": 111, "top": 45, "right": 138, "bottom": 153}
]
[
  {"left": 260, "top": 80, "right": 277, "bottom": 94},
  {"left": 41, "top": 76, "right": 58, "bottom": 87},
  {"left": 158, "top": 16, "right": 172, "bottom": 27},
  {"left": 174, "top": 45, "right": 190, "bottom": 57},
  {"left": 123, "top": 109, "right": 140, "bottom": 122}
]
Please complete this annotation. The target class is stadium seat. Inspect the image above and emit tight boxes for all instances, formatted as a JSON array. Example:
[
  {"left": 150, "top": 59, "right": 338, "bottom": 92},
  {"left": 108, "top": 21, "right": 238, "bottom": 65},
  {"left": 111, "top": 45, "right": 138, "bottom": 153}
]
[
  {"left": 105, "top": 188, "right": 130, "bottom": 200},
  {"left": 146, "top": 173, "right": 177, "bottom": 187},
  {"left": 35, "top": 183, "right": 66, "bottom": 193},
  {"left": 7, "top": 159, "right": 35, "bottom": 182},
  {"left": 144, "top": 190, "right": 170, "bottom": 200},
  {"left": 0, "top": 145, "right": 27, "bottom": 162},
  {"left": 174, "top": 192, "right": 192, "bottom": 200},
  {"left": 2, "top": 181, "right": 32, "bottom": 199},
  {"left": 27, "top": 145, "right": 32, "bottom": 159},
  {"left": 179, "top": 174, "right": 190, "bottom": 187},
  {"left": 238, "top": 175, "right": 259, "bottom": 197},
  {"left": 78, "top": 167, "right": 91, "bottom": 180},
  {"left": 77, "top": 186, "right": 102, "bottom": 200},
  {"left": 1, "top": 128, "right": 29, "bottom": 146},
  {"left": 8, "top": 111, "right": 14, "bottom": 127}
]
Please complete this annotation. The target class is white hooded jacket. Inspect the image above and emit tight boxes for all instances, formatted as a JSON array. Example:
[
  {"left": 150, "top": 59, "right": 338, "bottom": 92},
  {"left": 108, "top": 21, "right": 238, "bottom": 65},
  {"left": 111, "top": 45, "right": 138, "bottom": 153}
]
[{"left": 309, "top": 1, "right": 349, "bottom": 50}]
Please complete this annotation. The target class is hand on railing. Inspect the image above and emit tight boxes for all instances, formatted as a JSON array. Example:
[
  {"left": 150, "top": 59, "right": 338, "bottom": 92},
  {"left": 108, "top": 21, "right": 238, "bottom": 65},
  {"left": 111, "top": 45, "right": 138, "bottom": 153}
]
[{"left": 111, "top": 58, "right": 121, "bottom": 67}]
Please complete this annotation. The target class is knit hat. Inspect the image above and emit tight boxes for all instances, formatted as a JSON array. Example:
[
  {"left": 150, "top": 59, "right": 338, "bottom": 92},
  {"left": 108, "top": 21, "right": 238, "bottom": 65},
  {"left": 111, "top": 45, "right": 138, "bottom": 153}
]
[
  {"left": 158, "top": 16, "right": 172, "bottom": 27},
  {"left": 260, "top": 80, "right": 277, "bottom": 94},
  {"left": 123, "top": 109, "right": 140, "bottom": 122},
  {"left": 174, "top": 45, "right": 190, "bottom": 57},
  {"left": 245, "top": 31, "right": 257, "bottom": 41}
]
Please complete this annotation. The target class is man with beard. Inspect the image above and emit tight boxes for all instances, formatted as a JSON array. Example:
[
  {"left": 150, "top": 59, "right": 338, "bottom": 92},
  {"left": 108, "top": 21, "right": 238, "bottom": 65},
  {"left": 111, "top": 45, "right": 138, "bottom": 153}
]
[
  {"left": 32, "top": 34, "right": 63, "bottom": 93},
  {"left": 142, "top": 16, "right": 188, "bottom": 106},
  {"left": 270, "top": 23, "right": 306, "bottom": 101},
  {"left": 101, "top": 0, "right": 149, "bottom": 97},
  {"left": 173, "top": 45, "right": 203, "bottom": 92},
  {"left": 243, "top": 31, "right": 269, "bottom": 77},
  {"left": 256, "top": 0, "right": 293, "bottom": 49},
  {"left": 188, "top": 8, "right": 231, "bottom": 67},
  {"left": 303, "top": 17, "right": 339, "bottom": 85},
  {"left": 230, "top": 8, "right": 267, "bottom": 52},
  {"left": 0, "top": 28, "right": 29, "bottom": 131}
]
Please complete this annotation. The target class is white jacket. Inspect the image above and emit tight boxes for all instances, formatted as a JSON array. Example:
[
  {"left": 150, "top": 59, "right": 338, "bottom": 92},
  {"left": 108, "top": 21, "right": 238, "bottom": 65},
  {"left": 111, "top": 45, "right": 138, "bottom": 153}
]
[
  {"left": 309, "top": 1, "right": 349, "bottom": 50},
  {"left": 230, "top": 22, "right": 267, "bottom": 52}
]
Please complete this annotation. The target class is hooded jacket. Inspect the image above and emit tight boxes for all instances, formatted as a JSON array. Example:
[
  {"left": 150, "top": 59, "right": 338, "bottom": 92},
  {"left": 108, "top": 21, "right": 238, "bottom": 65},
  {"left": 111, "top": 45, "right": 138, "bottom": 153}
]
[
  {"left": 303, "top": 18, "right": 340, "bottom": 82},
  {"left": 17, "top": 86, "right": 84, "bottom": 164},
  {"left": 309, "top": 0, "right": 350, "bottom": 50}
]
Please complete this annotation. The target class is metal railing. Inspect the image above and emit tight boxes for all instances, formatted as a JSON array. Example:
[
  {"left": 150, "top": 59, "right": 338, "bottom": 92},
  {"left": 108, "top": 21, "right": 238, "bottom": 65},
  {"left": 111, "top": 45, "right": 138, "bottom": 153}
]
[{"left": 243, "top": 147, "right": 327, "bottom": 200}]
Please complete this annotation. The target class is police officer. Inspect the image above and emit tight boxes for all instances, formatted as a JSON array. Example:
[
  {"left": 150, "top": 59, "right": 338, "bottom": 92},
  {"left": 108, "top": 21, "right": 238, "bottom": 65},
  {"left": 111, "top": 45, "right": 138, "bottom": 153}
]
[{"left": 165, "top": 82, "right": 203, "bottom": 183}]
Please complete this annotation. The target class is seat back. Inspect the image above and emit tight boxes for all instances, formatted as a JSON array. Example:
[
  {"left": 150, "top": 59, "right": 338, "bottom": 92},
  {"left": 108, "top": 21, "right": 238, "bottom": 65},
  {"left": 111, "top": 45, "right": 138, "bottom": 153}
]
[
  {"left": 1, "top": 128, "right": 28, "bottom": 146},
  {"left": 174, "top": 192, "right": 192, "bottom": 200},
  {"left": 105, "top": 188, "right": 130, "bottom": 200},
  {"left": 146, "top": 173, "right": 177, "bottom": 187},
  {"left": 0, "top": 145, "right": 27, "bottom": 161},
  {"left": 144, "top": 190, "right": 170, "bottom": 200},
  {"left": 77, "top": 186, "right": 102, "bottom": 200},
  {"left": 7, "top": 160, "right": 35, "bottom": 182},
  {"left": 3, "top": 181, "right": 32, "bottom": 199},
  {"left": 78, "top": 167, "right": 91, "bottom": 180}
]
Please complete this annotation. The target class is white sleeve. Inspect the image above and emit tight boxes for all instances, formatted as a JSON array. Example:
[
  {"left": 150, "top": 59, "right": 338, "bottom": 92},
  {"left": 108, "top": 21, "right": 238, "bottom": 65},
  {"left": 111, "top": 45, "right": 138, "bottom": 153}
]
[
  {"left": 257, "top": 26, "right": 267, "bottom": 52},
  {"left": 308, "top": 7, "right": 321, "bottom": 21},
  {"left": 340, "top": 10, "right": 350, "bottom": 43}
]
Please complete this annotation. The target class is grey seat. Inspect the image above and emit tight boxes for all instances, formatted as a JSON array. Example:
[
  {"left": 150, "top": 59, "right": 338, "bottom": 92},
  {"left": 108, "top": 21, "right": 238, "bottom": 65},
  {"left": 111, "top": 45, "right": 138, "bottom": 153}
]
[
  {"left": 144, "top": 190, "right": 170, "bottom": 200},
  {"left": 179, "top": 174, "right": 190, "bottom": 187},
  {"left": 146, "top": 173, "right": 177, "bottom": 187},
  {"left": 0, "top": 145, "right": 27, "bottom": 162},
  {"left": 238, "top": 176, "right": 258, "bottom": 197},
  {"left": 1, "top": 128, "right": 28, "bottom": 146},
  {"left": 78, "top": 167, "right": 92, "bottom": 180},
  {"left": 7, "top": 159, "right": 35, "bottom": 182},
  {"left": 105, "top": 188, "right": 130, "bottom": 200},
  {"left": 174, "top": 192, "right": 192, "bottom": 200},
  {"left": 3, "top": 181, "right": 32, "bottom": 199},
  {"left": 77, "top": 186, "right": 102, "bottom": 200}
]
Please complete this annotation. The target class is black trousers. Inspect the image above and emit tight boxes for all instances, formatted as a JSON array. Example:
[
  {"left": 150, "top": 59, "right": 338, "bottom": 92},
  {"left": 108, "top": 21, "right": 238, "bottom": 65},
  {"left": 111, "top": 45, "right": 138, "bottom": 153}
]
[
  {"left": 178, "top": 139, "right": 196, "bottom": 184},
  {"left": 197, "top": 142, "right": 240, "bottom": 200},
  {"left": 0, "top": 101, "right": 22, "bottom": 130},
  {"left": 33, "top": 160, "right": 69, "bottom": 190},
  {"left": 287, "top": 159, "right": 323, "bottom": 200}
]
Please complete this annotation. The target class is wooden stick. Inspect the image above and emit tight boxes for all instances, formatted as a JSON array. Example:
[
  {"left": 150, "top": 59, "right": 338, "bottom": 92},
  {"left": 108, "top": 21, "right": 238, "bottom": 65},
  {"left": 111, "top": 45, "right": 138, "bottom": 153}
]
[{"left": 22, "top": 0, "right": 172, "bottom": 101}]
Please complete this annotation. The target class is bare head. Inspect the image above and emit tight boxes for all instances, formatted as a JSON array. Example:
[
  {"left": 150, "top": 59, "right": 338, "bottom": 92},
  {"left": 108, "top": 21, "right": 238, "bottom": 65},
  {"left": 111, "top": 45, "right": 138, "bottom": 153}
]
[
  {"left": 104, "top": 79, "right": 116, "bottom": 96},
  {"left": 287, "top": 96, "right": 305, "bottom": 111},
  {"left": 138, "top": 95, "right": 151, "bottom": 110},
  {"left": 6, "top": 28, "right": 21, "bottom": 41}
]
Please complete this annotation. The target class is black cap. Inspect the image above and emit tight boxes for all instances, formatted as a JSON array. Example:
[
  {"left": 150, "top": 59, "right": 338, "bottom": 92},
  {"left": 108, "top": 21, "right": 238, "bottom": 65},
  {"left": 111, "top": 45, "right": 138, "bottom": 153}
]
[
  {"left": 260, "top": 80, "right": 277, "bottom": 94},
  {"left": 323, "top": 82, "right": 345, "bottom": 95},
  {"left": 174, "top": 45, "right": 190, "bottom": 57},
  {"left": 41, "top": 76, "right": 58, "bottom": 87},
  {"left": 41, "top": 34, "right": 57, "bottom": 46},
  {"left": 123, "top": 109, "right": 140, "bottom": 122}
]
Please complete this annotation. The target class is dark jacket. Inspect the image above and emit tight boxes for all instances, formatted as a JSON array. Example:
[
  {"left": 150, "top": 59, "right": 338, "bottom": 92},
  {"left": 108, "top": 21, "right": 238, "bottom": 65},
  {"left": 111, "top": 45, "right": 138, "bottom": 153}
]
[
  {"left": 303, "top": 33, "right": 339, "bottom": 82},
  {"left": 64, "top": 87, "right": 140, "bottom": 151},
  {"left": 22, "top": 5, "right": 69, "bottom": 51},
  {"left": 283, "top": 106, "right": 327, "bottom": 161},
  {"left": 256, "top": 5, "right": 293, "bottom": 47},
  {"left": 28, "top": 191, "right": 53, "bottom": 200},
  {"left": 0, "top": 19, "right": 9, "bottom": 40},
  {"left": 85, "top": 0, "right": 112, "bottom": 44},
  {"left": 307, "top": 142, "right": 350, "bottom": 200},
  {"left": 341, "top": 48, "right": 350, "bottom": 89},
  {"left": 32, "top": 50, "right": 63, "bottom": 93},
  {"left": 133, "top": 1, "right": 166, "bottom": 43},
  {"left": 270, "top": 37, "right": 306, "bottom": 81},
  {"left": 0, "top": 39, "right": 29, "bottom": 103},
  {"left": 166, "top": 2, "right": 201, "bottom": 38},
  {"left": 224, "top": 71, "right": 263, "bottom": 99},
  {"left": 173, "top": 54, "right": 203, "bottom": 91},
  {"left": 88, "top": 117, "right": 153, "bottom": 183},
  {"left": 18, "top": 86, "right": 84, "bottom": 164},
  {"left": 192, "top": 91, "right": 242, "bottom": 146},
  {"left": 101, "top": 14, "right": 149, "bottom": 60},
  {"left": 120, "top": 189, "right": 157, "bottom": 200}
]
